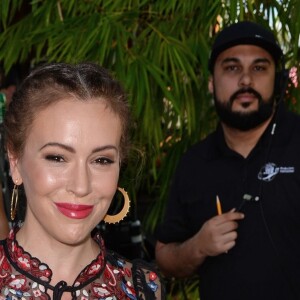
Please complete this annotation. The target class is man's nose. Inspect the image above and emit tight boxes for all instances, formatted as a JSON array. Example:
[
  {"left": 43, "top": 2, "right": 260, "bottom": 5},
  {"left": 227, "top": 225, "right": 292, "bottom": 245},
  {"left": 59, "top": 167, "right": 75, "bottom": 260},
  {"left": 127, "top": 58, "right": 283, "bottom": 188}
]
[{"left": 238, "top": 71, "right": 253, "bottom": 87}]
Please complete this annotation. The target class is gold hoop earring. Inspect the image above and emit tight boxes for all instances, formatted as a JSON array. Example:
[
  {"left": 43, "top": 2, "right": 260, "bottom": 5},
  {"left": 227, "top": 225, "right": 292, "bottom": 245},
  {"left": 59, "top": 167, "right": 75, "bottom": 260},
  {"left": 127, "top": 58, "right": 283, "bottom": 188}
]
[
  {"left": 103, "top": 187, "right": 130, "bottom": 224},
  {"left": 10, "top": 184, "right": 19, "bottom": 221}
]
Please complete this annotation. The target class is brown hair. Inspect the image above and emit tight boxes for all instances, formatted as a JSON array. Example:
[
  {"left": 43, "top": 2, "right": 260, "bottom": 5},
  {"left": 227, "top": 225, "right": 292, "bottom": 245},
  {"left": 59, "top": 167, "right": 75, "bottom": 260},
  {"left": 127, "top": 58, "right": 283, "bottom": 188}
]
[{"left": 4, "top": 62, "right": 131, "bottom": 161}]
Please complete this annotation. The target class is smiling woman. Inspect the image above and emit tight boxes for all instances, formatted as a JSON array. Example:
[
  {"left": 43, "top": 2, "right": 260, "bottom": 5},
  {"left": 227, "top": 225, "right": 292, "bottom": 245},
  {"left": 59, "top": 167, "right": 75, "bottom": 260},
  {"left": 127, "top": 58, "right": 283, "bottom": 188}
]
[{"left": 0, "top": 62, "right": 164, "bottom": 300}]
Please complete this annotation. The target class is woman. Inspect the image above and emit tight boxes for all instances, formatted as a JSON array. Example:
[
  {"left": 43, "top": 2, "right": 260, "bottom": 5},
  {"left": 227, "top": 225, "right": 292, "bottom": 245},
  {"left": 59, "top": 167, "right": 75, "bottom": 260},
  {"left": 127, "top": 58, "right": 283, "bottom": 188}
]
[{"left": 0, "top": 62, "right": 164, "bottom": 299}]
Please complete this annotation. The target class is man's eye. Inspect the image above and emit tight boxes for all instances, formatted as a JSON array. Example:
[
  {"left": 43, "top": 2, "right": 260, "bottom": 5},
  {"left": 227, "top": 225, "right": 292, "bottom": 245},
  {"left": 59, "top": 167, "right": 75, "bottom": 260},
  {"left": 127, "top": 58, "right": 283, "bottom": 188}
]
[
  {"left": 253, "top": 66, "right": 266, "bottom": 71},
  {"left": 225, "top": 65, "right": 239, "bottom": 72},
  {"left": 45, "top": 155, "right": 65, "bottom": 162},
  {"left": 95, "top": 157, "right": 114, "bottom": 165}
]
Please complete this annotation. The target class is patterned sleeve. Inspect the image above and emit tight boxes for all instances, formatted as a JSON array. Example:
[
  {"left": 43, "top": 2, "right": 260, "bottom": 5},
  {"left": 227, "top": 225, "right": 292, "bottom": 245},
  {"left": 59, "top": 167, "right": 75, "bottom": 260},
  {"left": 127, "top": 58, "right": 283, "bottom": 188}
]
[{"left": 131, "top": 259, "right": 166, "bottom": 300}]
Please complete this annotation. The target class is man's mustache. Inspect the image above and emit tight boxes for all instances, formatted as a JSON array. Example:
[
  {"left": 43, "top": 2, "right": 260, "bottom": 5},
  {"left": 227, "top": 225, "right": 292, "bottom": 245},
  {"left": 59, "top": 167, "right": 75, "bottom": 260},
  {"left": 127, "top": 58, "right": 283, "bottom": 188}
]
[{"left": 229, "top": 87, "right": 263, "bottom": 105}]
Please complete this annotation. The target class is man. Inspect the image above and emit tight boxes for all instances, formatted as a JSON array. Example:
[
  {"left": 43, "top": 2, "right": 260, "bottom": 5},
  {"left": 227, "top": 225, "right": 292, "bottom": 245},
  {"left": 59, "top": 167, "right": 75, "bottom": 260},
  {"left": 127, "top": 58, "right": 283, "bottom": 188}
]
[{"left": 155, "top": 21, "right": 300, "bottom": 300}]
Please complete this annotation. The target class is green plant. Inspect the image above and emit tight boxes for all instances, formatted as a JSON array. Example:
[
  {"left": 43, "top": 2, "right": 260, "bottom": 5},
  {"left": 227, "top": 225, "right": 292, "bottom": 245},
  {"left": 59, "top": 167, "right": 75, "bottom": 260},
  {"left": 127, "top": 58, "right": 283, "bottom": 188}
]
[{"left": 1, "top": 1, "right": 299, "bottom": 297}]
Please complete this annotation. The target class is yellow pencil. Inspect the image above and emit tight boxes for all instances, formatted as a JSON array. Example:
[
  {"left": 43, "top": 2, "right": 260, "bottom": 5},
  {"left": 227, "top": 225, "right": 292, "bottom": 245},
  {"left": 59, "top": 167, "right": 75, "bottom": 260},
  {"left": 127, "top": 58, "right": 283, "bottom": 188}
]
[{"left": 216, "top": 195, "right": 222, "bottom": 215}]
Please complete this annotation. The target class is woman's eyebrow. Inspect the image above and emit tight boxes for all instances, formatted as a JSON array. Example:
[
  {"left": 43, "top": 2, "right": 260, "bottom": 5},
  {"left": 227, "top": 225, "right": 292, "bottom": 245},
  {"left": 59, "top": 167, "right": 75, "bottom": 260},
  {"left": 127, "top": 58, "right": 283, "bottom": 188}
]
[
  {"left": 39, "top": 142, "right": 118, "bottom": 154},
  {"left": 39, "top": 142, "right": 75, "bottom": 152},
  {"left": 91, "top": 145, "right": 118, "bottom": 154}
]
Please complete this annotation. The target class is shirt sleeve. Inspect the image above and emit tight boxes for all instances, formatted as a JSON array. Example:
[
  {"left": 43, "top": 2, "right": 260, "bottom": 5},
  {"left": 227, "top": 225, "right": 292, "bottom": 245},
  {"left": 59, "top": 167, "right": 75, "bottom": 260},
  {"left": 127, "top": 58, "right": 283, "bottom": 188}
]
[{"left": 155, "top": 157, "right": 192, "bottom": 244}]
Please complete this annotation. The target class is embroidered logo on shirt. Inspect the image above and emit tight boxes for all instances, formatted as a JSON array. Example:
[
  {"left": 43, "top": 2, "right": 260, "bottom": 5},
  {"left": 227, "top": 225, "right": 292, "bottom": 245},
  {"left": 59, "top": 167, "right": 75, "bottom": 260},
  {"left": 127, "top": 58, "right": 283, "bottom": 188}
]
[{"left": 258, "top": 162, "right": 295, "bottom": 182}]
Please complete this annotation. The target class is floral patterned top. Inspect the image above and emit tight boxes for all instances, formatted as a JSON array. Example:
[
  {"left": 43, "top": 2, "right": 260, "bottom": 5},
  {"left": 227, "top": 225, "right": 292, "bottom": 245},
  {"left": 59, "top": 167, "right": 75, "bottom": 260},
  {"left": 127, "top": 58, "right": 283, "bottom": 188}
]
[{"left": 0, "top": 228, "right": 164, "bottom": 300}]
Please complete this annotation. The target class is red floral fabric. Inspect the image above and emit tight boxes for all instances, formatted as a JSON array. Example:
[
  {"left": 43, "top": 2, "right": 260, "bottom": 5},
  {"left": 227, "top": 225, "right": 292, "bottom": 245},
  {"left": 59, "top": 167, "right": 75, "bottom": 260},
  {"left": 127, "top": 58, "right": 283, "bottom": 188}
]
[{"left": 0, "top": 228, "right": 162, "bottom": 300}]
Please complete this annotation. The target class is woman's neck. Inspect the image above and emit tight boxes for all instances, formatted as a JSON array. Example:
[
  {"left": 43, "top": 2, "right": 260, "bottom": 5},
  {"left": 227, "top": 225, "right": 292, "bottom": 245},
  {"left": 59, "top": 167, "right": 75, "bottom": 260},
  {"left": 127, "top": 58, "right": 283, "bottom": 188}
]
[{"left": 16, "top": 221, "right": 100, "bottom": 286}]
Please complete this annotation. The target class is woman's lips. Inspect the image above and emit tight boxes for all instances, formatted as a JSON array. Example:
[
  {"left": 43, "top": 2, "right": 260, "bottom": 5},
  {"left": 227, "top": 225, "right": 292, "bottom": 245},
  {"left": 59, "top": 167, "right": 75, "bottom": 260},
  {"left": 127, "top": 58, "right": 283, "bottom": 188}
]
[{"left": 55, "top": 203, "right": 94, "bottom": 219}]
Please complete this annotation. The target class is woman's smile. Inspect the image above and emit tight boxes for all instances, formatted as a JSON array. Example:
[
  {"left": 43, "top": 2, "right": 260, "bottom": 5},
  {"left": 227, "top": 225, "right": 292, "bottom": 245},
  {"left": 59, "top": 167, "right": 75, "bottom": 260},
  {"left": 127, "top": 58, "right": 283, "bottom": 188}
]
[{"left": 55, "top": 202, "right": 94, "bottom": 219}]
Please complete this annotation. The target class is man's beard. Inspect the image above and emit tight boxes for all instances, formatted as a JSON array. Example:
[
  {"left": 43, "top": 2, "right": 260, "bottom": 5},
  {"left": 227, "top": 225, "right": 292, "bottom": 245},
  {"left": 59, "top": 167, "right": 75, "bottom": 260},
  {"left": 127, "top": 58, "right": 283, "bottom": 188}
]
[{"left": 214, "top": 87, "right": 275, "bottom": 131}]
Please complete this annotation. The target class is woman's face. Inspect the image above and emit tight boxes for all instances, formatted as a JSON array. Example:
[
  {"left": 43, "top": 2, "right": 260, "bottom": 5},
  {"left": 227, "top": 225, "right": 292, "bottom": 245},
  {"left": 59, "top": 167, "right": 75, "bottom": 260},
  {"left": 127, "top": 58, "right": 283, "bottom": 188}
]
[{"left": 9, "top": 98, "right": 122, "bottom": 245}]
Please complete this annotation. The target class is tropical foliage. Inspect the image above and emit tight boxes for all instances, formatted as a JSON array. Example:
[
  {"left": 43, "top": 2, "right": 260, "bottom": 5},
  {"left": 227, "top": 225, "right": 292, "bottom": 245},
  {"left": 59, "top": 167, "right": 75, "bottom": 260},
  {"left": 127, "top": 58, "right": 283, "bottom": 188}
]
[{"left": 1, "top": 1, "right": 300, "bottom": 298}]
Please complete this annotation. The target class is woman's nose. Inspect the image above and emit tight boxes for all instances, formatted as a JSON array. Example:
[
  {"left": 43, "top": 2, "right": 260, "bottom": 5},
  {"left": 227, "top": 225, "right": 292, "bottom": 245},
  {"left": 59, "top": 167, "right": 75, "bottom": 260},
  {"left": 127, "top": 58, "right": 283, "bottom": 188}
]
[{"left": 66, "top": 162, "right": 92, "bottom": 197}]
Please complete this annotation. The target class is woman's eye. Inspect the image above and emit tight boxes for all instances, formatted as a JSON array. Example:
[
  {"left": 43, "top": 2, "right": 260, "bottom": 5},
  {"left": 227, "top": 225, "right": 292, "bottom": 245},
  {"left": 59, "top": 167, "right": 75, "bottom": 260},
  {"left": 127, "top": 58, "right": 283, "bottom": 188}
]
[
  {"left": 45, "top": 155, "right": 65, "bottom": 162},
  {"left": 95, "top": 157, "right": 114, "bottom": 165}
]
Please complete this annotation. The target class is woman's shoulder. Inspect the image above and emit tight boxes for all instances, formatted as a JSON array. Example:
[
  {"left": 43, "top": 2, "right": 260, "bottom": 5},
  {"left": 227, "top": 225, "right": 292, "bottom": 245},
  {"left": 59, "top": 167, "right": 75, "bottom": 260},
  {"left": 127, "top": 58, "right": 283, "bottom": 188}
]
[
  {"left": 106, "top": 250, "right": 166, "bottom": 300},
  {"left": 130, "top": 258, "right": 166, "bottom": 300}
]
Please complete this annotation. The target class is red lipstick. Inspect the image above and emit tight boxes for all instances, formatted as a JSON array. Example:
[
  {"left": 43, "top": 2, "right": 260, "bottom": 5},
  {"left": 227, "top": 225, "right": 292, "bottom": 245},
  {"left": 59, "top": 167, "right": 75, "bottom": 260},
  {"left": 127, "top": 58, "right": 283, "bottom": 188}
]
[{"left": 55, "top": 203, "right": 93, "bottom": 219}]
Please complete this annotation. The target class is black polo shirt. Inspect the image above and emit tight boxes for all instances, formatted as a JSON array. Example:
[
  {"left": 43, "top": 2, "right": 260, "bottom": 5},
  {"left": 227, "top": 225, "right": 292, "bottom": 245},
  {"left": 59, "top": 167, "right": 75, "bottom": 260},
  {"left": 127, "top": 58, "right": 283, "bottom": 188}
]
[{"left": 156, "top": 105, "right": 300, "bottom": 299}]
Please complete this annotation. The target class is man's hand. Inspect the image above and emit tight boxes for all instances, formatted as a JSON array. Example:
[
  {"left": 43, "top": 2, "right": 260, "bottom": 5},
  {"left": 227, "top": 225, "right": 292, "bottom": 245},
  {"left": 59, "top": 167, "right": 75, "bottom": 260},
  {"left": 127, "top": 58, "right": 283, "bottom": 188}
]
[
  {"left": 194, "top": 209, "right": 244, "bottom": 256},
  {"left": 155, "top": 209, "right": 244, "bottom": 278}
]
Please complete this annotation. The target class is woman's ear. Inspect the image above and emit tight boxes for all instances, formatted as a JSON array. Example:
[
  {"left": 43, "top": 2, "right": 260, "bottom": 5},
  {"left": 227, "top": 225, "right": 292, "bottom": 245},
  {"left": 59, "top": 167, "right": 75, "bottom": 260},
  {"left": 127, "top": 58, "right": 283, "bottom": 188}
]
[
  {"left": 7, "top": 150, "right": 23, "bottom": 185},
  {"left": 208, "top": 76, "right": 214, "bottom": 94}
]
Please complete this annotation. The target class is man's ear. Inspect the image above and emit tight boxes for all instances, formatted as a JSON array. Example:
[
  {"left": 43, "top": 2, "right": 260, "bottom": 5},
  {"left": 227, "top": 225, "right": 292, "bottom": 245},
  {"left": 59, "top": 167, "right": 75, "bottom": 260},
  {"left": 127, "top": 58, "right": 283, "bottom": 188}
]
[
  {"left": 7, "top": 150, "right": 23, "bottom": 185},
  {"left": 208, "top": 76, "right": 214, "bottom": 94}
]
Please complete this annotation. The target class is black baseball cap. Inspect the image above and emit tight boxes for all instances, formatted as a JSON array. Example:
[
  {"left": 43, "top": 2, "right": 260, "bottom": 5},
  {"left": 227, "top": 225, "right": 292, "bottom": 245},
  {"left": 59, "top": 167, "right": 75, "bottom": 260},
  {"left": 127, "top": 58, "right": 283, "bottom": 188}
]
[{"left": 208, "top": 21, "right": 283, "bottom": 72}]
